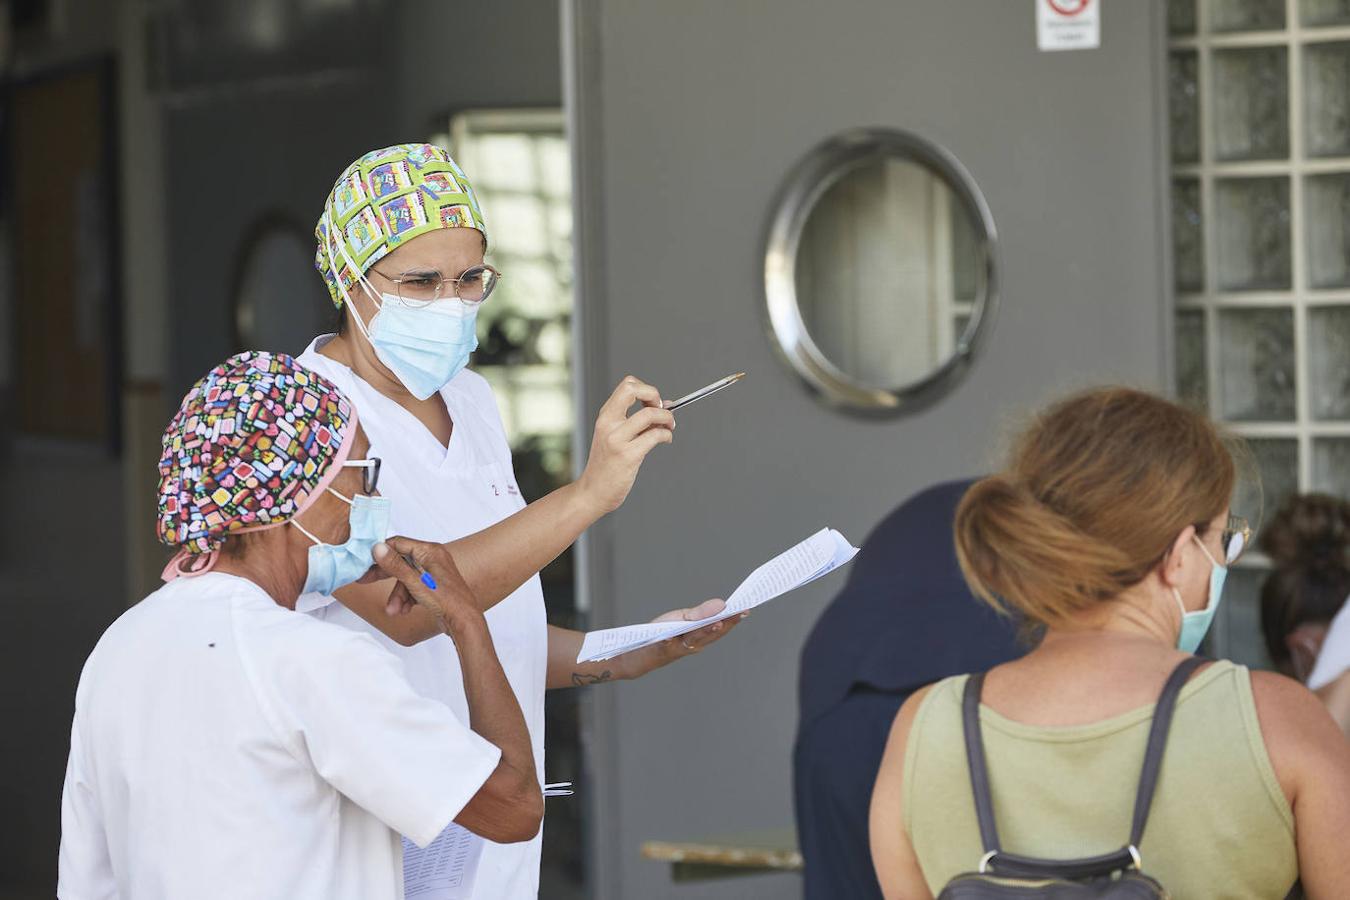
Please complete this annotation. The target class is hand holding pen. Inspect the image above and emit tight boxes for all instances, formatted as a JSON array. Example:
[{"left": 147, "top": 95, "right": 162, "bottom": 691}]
[
  {"left": 574, "top": 373, "right": 745, "bottom": 518},
  {"left": 398, "top": 552, "right": 438, "bottom": 591},
  {"left": 372, "top": 537, "right": 480, "bottom": 628}
]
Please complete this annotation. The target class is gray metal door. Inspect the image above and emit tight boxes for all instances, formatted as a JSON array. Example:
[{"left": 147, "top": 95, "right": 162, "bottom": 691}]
[{"left": 564, "top": 2, "right": 1170, "bottom": 897}]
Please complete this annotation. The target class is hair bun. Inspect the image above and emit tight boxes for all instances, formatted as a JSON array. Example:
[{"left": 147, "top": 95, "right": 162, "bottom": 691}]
[
  {"left": 954, "top": 473, "right": 1135, "bottom": 627},
  {"left": 956, "top": 387, "right": 1238, "bottom": 629},
  {"left": 1259, "top": 493, "right": 1350, "bottom": 576}
]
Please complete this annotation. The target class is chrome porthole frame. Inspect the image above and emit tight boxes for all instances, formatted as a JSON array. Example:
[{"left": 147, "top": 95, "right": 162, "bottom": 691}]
[{"left": 761, "top": 128, "right": 1000, "bottom": 416}]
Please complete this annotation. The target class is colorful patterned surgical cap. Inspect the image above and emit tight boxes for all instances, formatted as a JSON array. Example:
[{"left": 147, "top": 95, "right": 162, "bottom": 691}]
[
  {"left": 156, "top": 352, "right": 357, "bottom": 576},
  {"left": 314, "top": 142, "right": 487, "bottom": 309}
]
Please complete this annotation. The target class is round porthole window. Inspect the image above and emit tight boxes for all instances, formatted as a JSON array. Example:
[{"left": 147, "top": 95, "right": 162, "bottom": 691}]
[
  {"left": 232, "top": 214, "right": 332, "bottom": 356},
  {"left": 763, "top": 128, "right": 999, "bottom": 415}
]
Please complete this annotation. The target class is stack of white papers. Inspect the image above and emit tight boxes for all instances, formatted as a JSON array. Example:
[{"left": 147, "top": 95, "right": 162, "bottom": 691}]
[
  {"left": 402, "top": 824, "right": 481, "bottom": 900},
  {"left": 403, "top": 783, "right": 575, "bottom": 899},
  {"left": 576, "top": 527, "right": 859, "bottom": 664}
]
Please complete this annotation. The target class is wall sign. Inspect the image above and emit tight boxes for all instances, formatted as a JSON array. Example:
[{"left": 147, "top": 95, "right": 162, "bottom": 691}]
[{"left": 1037, "top": 0, "right": 1099, "bottom": 52}]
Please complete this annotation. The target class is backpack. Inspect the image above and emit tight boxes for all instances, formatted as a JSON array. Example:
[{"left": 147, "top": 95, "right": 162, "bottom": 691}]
[{"left": 937, "top": 656, "right": 1297, "bottom": 899}]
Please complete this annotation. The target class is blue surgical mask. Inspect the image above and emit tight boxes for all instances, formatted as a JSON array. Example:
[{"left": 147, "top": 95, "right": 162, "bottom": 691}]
[
  {"left": 292, "top": 489, "right": 392, "bottom": 596},
  {"left": 361, "top": 294, "right": 478, "bottom": 401},
  {"left": 1173, "top": 535, "right": 1228, "bottom": 654}
]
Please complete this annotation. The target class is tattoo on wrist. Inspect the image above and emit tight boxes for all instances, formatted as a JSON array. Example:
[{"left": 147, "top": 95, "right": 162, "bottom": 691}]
[{"left": 571, "top": 669, "right": 613, "bottom": 687}]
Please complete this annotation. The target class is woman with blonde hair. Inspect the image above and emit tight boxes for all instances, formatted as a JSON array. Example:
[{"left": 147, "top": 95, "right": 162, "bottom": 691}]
[{"left": 870, "top": 387, "right": 1350, "bottom": 899}]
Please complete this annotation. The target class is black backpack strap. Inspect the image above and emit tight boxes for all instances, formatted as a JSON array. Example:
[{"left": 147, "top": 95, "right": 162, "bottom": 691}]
[
  {"left": 1127, "top": 656, "right": 1209, "bottom": 848},
  {"left": 960, "top": 671, "right": 1001, "bottom": 855}
]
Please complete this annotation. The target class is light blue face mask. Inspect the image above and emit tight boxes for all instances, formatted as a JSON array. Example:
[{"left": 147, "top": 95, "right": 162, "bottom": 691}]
[
  {"left": 361, "top": 295, "right": 479, "bottom": 401},
  {"left": 1173, "top": 535, "right": 1228, "bottom": 654},
  {"left": 292, "top": 489, "right": 392, "bottom": 597}
]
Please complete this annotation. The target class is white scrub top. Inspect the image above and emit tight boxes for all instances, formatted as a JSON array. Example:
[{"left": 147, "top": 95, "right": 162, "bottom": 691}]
[
  {"left": 1305, "top": 590, "right": 1350, "bottom": 690},
  {"left": 297, "top": 336, "right": 550, "bottom": 900},
  {"left": 58, "top": 572, "right": 500, "bottom": 900}
]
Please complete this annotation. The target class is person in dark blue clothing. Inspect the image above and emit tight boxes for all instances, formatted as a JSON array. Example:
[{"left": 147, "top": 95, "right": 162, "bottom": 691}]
[{"left": 793, "top": 479, "right": 1024, "bottom": 900}]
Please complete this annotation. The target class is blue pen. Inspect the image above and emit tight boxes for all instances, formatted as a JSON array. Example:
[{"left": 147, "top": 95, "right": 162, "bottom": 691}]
[{"left": 399, "top": 552, "right": 438, "bottom": 591}]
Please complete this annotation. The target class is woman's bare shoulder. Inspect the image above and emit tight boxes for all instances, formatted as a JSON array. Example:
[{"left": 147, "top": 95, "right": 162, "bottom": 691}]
[
  {"left": 880, "top": 680, "right": 952, "bottom": 771},
  {"left": 1248, "top": 668, "right": 1350, "bottom": 799},
  {"left": 1249, "top": 668, "right": 1337, "bottom": 734}
]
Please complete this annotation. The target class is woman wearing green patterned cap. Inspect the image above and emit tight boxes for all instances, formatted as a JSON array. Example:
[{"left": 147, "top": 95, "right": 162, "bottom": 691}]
[{"left": 299, "top": 143, "right": 741, "bottom": 899}]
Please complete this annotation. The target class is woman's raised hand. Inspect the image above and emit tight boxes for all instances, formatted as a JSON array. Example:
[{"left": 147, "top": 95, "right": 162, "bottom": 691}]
[{"left": 575, "top": 375, "right": 675, "bottom": 516}]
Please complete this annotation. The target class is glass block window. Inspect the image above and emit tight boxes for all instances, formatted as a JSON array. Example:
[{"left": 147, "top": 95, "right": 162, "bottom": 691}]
[
  {"left": 440, "top": 110, "right": 587, "bottom": 897},
  {"left": 1169, "top": 2, "right": 1350, "bottom": 668}
]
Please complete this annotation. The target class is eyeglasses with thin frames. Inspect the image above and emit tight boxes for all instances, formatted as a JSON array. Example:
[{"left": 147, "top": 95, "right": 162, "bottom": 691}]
[{"left": 369, "top": 264, "right": 501, "bottom": 307}]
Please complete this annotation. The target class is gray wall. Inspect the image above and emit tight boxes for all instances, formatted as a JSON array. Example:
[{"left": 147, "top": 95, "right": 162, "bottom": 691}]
[
  {"left": 568, "top": 1, "right": 1170, "bottom": 897},
  {"left": 393, "top": 0, "right": 563, "bottom": 134},
  {"left": 163, "top": 88, "right": 395, "bottom": 396}
]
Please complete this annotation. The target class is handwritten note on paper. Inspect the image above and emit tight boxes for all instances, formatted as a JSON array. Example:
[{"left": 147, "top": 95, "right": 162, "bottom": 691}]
[
  {"left": 402, "top": 823, "right": 483, "bottom": 900},
  {"left": 576, "top": 528, "right": 858, "bottom": 664}
]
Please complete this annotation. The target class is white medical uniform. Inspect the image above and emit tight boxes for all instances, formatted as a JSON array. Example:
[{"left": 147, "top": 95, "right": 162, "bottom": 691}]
[
  {"left": 297, "top": 336, "right": 549, "bottom": 900},
  {"left": 1305, "top": 590, "right": 1350, "bottom": 690},
  {"left": 58, "top": 572, "right": 500, "bottom": 900}
]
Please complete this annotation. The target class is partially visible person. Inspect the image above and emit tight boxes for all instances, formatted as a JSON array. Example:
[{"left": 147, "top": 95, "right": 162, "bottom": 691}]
[
  {"left": 869, "top": 387, "right": 1350, "bottom": 899},
  {"left": 1271, "top": 494, "right": 1350, "bottom": 737},
  {"left": 794, "top": 479, "right": 1022, "bottom": 900},
  {"left": 58, "top": 353, "right": 541, "bottom": 900},
  {"left": 1259, "top": 493, "right": 1350, "bottom": 683}
]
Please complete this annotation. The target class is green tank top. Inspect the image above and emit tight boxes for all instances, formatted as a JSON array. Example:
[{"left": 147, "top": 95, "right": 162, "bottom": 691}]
[{"left": 902, "top": 660, "right": 1297, "bottom": 898}]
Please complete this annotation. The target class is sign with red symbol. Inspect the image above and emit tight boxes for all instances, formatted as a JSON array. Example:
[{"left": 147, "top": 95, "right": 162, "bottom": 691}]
[{"left": 1037, "top": 0, "right": 1100, "bottom": 52}]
